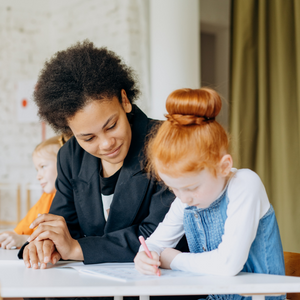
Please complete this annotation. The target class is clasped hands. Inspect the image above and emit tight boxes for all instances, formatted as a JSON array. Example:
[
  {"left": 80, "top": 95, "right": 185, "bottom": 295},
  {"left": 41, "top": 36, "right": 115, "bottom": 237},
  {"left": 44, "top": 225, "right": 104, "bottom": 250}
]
[{"left": 24, "top": 214, "right": 83, "bottom": 269}]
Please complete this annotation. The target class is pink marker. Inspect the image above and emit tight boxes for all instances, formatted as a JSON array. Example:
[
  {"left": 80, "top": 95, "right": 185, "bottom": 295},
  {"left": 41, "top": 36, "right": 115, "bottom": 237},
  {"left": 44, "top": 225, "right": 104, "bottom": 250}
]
[{"left": 139, "top": 235, "right": 160, "bottom": 276}]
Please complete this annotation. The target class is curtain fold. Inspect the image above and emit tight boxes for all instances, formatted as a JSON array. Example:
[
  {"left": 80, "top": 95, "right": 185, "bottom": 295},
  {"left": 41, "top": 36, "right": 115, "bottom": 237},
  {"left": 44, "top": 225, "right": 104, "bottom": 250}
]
[{"left": 230, "top": 0, "right": 300, "bottom": 251}]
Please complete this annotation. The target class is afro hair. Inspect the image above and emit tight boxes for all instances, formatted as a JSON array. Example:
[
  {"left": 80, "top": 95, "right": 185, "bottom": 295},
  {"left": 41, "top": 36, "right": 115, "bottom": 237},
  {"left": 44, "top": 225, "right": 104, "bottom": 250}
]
[{"left": 34, "top": 40, "right": 140, "bottom": 135}]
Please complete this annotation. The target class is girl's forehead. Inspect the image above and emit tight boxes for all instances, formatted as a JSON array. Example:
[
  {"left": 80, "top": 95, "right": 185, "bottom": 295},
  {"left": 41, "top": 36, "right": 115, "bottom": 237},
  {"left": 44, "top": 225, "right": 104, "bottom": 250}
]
[
  {"left": 33, "top": 147, "right": 57, "bottom": 161},
  {"left": 158, "top": 170, "right": 209, "bottom": 188}
]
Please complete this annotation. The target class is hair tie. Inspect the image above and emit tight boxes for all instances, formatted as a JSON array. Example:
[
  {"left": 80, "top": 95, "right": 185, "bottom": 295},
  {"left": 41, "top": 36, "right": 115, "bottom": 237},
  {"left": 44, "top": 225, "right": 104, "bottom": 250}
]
[{"left": 165, "top": 114, "right": 215, "bottom": 126}]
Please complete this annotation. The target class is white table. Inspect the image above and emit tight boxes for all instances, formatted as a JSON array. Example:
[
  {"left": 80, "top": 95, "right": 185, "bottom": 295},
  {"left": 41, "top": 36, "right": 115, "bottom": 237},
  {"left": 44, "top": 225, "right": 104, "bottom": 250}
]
[{"left": 1, "top": 249, "right": 300, "bottom": 300}]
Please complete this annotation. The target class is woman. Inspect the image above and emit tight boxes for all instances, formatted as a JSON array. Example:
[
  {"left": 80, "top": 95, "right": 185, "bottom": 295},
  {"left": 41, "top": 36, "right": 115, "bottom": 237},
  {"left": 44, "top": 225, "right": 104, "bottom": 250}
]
[{"left": 18, "top": 41, "right": 188, "bottom": 270}]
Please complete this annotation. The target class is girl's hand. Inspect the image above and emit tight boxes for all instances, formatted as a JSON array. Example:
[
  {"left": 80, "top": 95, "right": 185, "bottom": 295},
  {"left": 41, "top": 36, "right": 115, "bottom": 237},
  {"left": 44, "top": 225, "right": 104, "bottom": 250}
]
[
  {"left": 134, "top": 251, "right": 161, "bottom": 275},
  {"left": 160, "top": 248, "right": 181, "bottom": 269},
  {"left": 0, "top": 231, "right": 29, "bottom": 249}
]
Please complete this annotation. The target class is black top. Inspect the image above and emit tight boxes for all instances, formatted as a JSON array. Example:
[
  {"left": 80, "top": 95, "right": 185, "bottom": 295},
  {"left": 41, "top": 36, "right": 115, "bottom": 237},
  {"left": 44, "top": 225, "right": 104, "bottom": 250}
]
[
  {"left": 18, "top": 105, "right": 188, "bottom": 264},
  {"left": 99, "top": 166, "right": 121, "bottom": 196}
]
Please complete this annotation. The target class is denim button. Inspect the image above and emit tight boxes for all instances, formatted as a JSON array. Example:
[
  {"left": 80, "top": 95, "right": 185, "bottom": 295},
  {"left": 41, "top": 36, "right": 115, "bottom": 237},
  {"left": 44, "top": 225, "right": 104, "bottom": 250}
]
[{"left": 194, "top": 213, "right": 198, "bottom": 218}]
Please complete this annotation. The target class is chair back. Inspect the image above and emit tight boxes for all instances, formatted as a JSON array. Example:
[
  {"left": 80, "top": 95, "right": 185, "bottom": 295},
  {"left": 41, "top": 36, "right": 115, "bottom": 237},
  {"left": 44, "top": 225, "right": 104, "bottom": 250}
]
[
  {"left": 0, "top": 183, "right": 21, "bottom": 227},
  {"left": 284, "top": 251, "right": 300, "bottom": 300}
]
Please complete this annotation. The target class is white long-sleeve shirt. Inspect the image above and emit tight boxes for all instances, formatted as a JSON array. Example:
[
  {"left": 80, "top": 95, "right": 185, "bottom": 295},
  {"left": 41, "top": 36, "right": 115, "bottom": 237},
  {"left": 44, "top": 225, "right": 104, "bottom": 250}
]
[{"left": 139, "top": 169, "right": 271, "bottom": 276}]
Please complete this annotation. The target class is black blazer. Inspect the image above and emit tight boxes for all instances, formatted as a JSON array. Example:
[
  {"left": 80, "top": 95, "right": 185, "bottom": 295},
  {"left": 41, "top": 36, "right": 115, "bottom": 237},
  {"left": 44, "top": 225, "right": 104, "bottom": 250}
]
[{"left": 38, "top": 105, "right": 185, "bottom": 264}]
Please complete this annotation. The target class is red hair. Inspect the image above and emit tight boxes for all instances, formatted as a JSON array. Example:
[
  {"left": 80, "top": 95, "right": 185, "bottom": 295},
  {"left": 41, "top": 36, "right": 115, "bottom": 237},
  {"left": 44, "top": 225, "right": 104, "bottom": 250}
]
[{"left": 148, "top": 88, "right": 229, "bottom": 177}]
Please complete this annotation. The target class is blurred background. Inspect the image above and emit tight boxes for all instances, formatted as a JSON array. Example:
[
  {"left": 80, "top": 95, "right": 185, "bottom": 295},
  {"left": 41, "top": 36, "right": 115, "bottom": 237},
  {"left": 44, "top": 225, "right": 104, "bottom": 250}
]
[{"left": 0, "top": 0, "right": 299, "bottom": 252}]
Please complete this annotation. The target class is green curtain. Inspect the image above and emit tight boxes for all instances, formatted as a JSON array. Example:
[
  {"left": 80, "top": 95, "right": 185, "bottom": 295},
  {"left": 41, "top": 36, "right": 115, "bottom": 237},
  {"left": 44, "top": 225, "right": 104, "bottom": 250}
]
[{"left": 230, "top": 0, "right": 300, "bottom": 252}]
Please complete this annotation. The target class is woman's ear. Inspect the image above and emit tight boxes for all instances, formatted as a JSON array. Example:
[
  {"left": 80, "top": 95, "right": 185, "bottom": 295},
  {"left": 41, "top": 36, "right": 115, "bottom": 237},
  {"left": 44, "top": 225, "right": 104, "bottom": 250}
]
[
  {"left": 121, "top": 89, "right": 132, "bottom": 113},
  {"left": 219, "top": 154, "right": 233, "bottom": 177}
]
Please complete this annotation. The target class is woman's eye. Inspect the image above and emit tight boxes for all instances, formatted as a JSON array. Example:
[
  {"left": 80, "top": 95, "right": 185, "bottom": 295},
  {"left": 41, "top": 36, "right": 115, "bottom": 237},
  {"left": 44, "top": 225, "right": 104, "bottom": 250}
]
[
  {"left": 85, "top": 136, "right": 94, "bottom": 142},
  {"left": 108, "top": 122, "right": 116, "bottom": 130},
  {"left": 41, "top": 165, "right": 46, "bottom": 169}
]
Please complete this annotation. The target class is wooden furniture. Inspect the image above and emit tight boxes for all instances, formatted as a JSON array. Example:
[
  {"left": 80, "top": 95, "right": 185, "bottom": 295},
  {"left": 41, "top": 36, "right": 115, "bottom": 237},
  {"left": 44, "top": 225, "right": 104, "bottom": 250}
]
[
  {"left": 284, "top": 251, "right": 300, "bottom": 300},
  {"left": 0, "top": 183, "right": 21, "bottom": 226},
  {"left": 25, "top": 183, "right": 42, "bottom": 213}
]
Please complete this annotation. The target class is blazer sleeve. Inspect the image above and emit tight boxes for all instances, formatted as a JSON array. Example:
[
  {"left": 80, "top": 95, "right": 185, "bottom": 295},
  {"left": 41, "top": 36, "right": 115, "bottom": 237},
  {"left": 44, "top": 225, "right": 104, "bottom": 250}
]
[
  {"left": 49, "top": 144, "right": 84, "bottom": 240},
  {"left": 78, "top": 180, "right": 176, "bottom": 264},
  {"left": 51, "top": 139, "right": 179, "bottom": 264}
]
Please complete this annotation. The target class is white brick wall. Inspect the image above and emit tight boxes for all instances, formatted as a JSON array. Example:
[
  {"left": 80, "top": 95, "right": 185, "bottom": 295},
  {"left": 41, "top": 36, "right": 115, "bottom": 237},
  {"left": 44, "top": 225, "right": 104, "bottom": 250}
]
[{"left": 0, "top": 0, "right": 150, "bottom": 223}]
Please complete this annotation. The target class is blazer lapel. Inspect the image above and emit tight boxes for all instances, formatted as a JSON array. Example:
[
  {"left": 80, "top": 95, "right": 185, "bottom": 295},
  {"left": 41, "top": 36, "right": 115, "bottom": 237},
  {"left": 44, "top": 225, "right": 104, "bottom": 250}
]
[
  {"left": 105, "top": 105, "right": 151, "bottom": 232},
  {"left": 73, "top": 150, "right": 106, "bottom": 236}
]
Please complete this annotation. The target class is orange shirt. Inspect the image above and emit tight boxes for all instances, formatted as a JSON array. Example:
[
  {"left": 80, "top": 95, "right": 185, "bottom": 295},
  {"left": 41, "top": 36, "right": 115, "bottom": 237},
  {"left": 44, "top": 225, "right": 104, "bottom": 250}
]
[{"left": 14, "top": 192, "right": 55, "bottom": 235}]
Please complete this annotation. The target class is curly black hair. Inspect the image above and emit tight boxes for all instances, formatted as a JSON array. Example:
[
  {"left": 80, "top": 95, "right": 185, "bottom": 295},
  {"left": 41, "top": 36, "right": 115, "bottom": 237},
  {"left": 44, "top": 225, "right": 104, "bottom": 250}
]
[{"left": 34, "top": 40, "right": 140, "bottom": 135}]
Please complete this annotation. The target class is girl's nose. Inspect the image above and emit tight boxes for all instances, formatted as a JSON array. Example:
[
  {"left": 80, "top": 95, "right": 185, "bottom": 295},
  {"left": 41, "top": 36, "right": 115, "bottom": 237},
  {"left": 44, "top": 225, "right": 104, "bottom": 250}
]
[
  {"left": 36, "top": 171, "right": 42, "bottom": 180},
  {"left": 178, "top": 191, "right": 191, "bottom": 203}
]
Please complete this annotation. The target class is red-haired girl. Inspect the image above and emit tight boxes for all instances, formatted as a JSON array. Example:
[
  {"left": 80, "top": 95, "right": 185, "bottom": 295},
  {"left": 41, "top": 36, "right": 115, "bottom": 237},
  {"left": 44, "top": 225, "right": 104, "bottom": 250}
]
[{"left": 134, "top": 88, "right": 285, "bottom": 300}]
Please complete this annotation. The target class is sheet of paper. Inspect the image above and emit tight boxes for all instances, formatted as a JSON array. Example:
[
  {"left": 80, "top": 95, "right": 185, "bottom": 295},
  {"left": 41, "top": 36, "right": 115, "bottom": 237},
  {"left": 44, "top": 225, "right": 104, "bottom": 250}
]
[{"left": 58, "top": 262, "right": 195, "bottom": 282}]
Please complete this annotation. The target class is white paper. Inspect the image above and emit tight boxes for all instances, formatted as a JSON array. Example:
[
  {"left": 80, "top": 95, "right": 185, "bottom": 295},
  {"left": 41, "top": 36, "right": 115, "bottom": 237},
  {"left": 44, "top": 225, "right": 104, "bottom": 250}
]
[{"left": 58, "top": 262, "right": 194, "bottom": 282}]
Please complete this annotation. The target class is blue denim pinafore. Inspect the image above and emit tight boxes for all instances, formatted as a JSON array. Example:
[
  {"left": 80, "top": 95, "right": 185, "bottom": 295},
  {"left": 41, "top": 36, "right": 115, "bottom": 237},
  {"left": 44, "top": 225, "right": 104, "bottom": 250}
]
[{"left": 183, "top": 188, "right": 285, "bottom": 300}]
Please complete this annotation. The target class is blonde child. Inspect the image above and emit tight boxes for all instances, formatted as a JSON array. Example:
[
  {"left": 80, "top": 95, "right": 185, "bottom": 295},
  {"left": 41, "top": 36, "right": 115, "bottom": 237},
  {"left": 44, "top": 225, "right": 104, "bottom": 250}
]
[
  {"left": 134, "top": 88, "right": 285, "bottom": 300},
  {"left": 0, "top": 135, "right": 63, "bottom": 249}
]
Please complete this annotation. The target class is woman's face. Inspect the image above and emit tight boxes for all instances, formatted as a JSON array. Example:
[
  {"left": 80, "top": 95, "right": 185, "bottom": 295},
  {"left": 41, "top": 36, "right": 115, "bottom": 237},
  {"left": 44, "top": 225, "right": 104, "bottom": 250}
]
[{"left": 68, "top": 92, "right": 132, "bottom": 169}]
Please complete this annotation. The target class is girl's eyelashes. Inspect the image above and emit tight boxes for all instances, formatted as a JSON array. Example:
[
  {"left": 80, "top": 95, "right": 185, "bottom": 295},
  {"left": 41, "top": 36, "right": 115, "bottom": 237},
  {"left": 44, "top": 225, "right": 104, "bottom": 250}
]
[{"left": 188, "top": 186, "right": 198, "bottom": 191}]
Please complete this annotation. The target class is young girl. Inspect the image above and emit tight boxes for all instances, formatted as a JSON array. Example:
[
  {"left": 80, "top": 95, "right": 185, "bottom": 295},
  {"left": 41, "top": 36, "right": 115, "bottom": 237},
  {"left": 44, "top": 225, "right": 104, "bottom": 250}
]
[
  {"left": 0, "top": 135, "right": 64, "bottom": 249},
  {"left": 134, "top": 88, "right": 285, "bottom": 300}
]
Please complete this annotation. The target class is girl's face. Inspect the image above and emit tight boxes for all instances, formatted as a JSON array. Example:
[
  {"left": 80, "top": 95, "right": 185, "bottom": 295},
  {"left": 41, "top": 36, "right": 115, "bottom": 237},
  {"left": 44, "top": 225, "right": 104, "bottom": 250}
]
[
  {"left": 68, "top": 91, "right": 132, "bottom": 173},
  {"left": 33, "top": 150, "right": 57, "bottom": 194},
  {"left": 157, "top": 156, "right": 232, "bottom": 208}
]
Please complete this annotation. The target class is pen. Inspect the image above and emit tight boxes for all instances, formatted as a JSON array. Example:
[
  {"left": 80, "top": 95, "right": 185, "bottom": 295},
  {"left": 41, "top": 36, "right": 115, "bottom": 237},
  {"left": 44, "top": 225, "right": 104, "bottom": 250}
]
[{"left": 138, "top": 235, "right": 160, "bottom": 276}]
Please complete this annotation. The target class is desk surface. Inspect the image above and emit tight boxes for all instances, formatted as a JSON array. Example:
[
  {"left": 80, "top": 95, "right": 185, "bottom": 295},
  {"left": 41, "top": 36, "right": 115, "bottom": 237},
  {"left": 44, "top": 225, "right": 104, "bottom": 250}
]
[
  {"left": 0, "top": 248, "right": 19, "bottom": 261},
  {"left": 1, "top": 249, "right": 300, "bottom": 298}
]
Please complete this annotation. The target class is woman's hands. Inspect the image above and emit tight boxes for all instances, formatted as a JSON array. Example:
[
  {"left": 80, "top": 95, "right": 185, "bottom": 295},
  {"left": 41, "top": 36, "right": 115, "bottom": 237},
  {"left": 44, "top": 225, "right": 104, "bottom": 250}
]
[
  {"left": 0, "top": 231, "right": 29, "bottom": 249},
  {"left": 23, "top": 239, "right": 61, "bottom": 269},
  {"left": 134, "top": 250, "right": 161, "bottom": 275},
  {"left": 23, "top": 213, "right": 83, "bottom": 269}
]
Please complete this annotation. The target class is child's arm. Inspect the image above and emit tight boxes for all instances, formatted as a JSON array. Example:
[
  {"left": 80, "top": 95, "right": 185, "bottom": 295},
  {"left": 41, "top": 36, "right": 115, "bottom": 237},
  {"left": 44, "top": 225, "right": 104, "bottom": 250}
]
[
  {"left": 143, "top": 197, "right": 186, "bottom": 254},
  {"left": 134, "top": 197, "right": 185, "bottom": 274},
  {"left": 0, "top": 231, "right": 29, "bottom": 249},
  {"left": 170, "top": 170, "right": 270, "bottom": 276},
  {"left": 0, "top": 194, "right": 52, "bottom": 250},
  {"left": 160, "top": 248, "right": 181, "bottom": 269}
]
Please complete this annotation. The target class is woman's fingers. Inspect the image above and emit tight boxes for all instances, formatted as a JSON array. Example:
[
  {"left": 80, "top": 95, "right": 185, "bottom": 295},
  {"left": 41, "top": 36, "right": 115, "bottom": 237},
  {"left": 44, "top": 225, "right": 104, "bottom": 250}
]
[
  {"left": 23, "top": 240, "right": 55, "bottom": 269},
  {"left": 51, "top": 250, "right": 62, "bottom": 265},
  {"left": 42, "top": 239, "right": 56, "bottom": 265},
  {"left": 29, "top": 213, "right": 65, "bottom": 230},
  {"left": 28, "top": 223, "right": 63, "bottom": 242},
  {"left": 28, "top": 241, "right": 43, "bottom": 269}
]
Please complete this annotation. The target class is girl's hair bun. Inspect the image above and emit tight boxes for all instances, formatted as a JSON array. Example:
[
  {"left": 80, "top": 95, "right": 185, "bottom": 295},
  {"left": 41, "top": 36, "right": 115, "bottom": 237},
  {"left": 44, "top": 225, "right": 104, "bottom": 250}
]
[
  {"left": 165, "top": 113, "right": 214, "bottom": 126},
  {"left": 165, "top": 88, "right": 222, "bottom": 126}
]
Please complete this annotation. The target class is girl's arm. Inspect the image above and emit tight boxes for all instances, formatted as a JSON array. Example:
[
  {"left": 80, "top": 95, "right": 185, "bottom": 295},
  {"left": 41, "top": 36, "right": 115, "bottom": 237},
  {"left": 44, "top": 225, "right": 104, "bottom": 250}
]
[
  {"left": 170, "top": 169, "right": 270, "bottom": 276},
  {"left": 141, "top": 196, "right": 186, "bottom": 255},
  {"left": 134, "top": 197, "right": 185, "bottom": 275}
]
